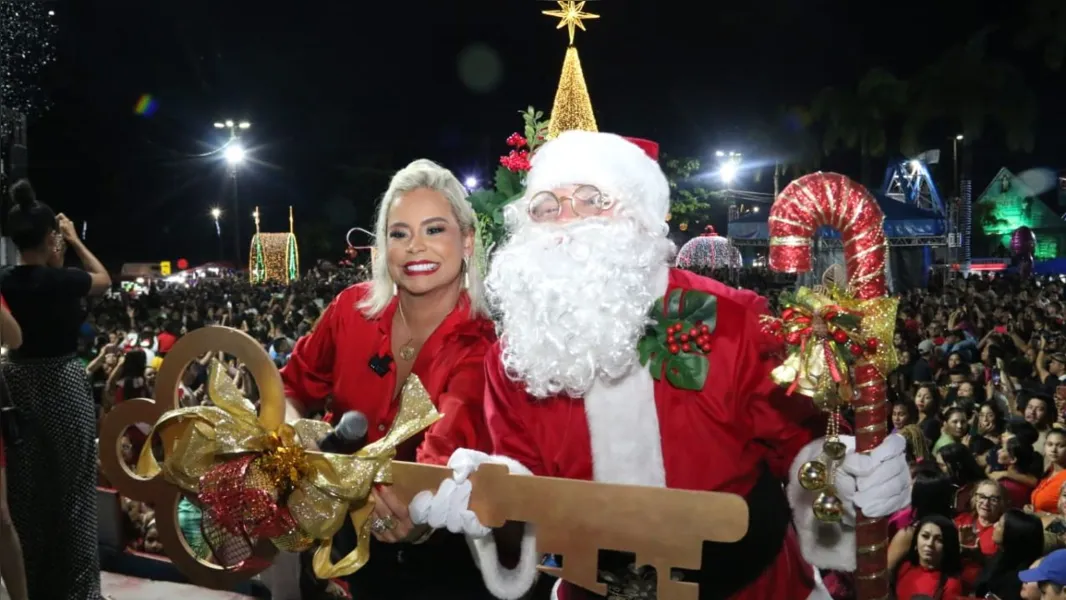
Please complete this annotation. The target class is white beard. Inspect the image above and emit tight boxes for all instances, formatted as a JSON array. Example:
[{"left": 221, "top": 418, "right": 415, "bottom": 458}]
[{"left": 486, "top": 217, "right": 675, "bottom": 399}]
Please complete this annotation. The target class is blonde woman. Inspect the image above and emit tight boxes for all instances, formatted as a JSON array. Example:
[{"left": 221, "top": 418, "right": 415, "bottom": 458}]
[{"left": 280, "top": 159, "right": 498, "bottom": 600}]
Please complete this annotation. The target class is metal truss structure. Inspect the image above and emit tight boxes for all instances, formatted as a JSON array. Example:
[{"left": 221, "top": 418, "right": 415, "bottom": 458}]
[{"left": 730, "top": 235, "right": 947, "bottom": 248}]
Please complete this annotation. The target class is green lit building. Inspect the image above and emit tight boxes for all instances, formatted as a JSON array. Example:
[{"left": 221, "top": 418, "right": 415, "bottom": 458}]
[{"left": 972, "top": 168, "right": 1066, "bottom": 260}]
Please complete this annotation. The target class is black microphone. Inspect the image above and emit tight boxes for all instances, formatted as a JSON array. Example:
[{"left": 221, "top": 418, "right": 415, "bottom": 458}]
[
  {"left": 317, "top": 411, "right": 369, "bottom": 455},
  {"left": 368, "top": 353, "right": 393, "bottom": 377}
]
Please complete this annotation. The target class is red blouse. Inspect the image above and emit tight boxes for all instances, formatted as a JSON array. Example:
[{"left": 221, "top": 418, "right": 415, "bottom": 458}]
[
  {"left": 281, "top": 283, "right": 496, "bottom": 465},
  {"left": 895, "top": 562, "right": 963, "bottom": 600}
]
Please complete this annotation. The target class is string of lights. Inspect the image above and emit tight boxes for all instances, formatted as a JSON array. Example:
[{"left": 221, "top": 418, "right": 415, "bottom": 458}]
[{"left": 0, "top": 0, "right": 57, "bottom": 136}]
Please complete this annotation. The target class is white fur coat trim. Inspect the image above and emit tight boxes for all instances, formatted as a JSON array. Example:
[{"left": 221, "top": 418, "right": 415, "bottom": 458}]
[
  {"left": 787, "top": 439, "right": 857, "bottom": 572},
  {"left": 467, "top": 455, "right": 542, "bottom": 600},
  {"left": 582, "top": 266, "right": 669, "bottom": 489}
]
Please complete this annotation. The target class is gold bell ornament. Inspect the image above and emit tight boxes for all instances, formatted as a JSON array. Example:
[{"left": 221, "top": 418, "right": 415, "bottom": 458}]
[{"left": 797, "top": 407, "right": 848, "bottom": 523}]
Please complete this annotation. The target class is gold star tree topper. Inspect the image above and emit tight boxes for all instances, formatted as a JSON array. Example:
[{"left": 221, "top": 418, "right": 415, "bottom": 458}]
[{"left": 543, "top": 0, "right": 600, "bottom": 46}]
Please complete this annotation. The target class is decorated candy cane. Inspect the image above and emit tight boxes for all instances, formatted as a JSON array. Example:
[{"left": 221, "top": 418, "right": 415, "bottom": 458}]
[{"left": 769, "top": 172, "right": 890, "bottom": 600}]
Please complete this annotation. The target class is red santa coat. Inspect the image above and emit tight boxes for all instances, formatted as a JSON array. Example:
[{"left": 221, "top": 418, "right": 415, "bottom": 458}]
[
  {"left": 281, "top": 283, "right": 496, "bottom": 464},
  {"left": 481, "top": 269, "right": 824, "bottom": 600}
]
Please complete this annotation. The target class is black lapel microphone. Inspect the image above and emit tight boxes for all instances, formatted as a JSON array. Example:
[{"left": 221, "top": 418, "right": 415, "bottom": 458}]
[
  {"left": 368, "top": 353, "right": 393, "bottom": 377},
  {"left": 316, "top": 411, "right": 369, "bottom": 455}
]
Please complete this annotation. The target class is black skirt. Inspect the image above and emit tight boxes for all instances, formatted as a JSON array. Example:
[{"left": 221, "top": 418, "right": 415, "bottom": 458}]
[{"left": 4, "top": 354, "right": 102, "bottom": 600}]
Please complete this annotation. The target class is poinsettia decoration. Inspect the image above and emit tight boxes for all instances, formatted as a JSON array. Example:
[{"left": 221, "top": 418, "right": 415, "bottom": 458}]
[
  {"left": 638, "top": 289, "right": 718, "bottom": 391},
  {"left": 468, "top": 107, "right": 550, "bottom": 260}
]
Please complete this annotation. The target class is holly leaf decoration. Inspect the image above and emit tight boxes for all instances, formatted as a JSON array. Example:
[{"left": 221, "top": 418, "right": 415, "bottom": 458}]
[
  {"left": 637, "top": 288, "right": 716, "bottom": 391},
  {"left": 665, "top": 352, "right": 709, "bottom": 391},
  {"left": 679, "top": 291, "right": 717, "bottom": 328},
  {"left": 637, "top": 334, "right": 666, "bottom": 380}
]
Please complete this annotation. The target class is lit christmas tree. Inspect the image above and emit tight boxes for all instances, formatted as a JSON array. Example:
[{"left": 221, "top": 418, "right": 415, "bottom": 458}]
[{"left": 542, "top": 1, "right": 599, "bottom": 138}]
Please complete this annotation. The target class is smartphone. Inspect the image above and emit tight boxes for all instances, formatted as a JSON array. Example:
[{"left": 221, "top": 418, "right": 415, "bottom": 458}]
[
  {"left": 959, "top": 524, "right": 978, "bottom": 547},
  {"left": 991, "top": 370, "right": 1001, "bottom": 386}
]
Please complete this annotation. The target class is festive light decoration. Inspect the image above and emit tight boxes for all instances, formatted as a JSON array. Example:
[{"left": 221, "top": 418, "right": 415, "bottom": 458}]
[
  {"left": 542, "top": 0, "right": 600, "bottom": 45},
  {"left": 675, "top": 228, "right": 741, "bottom": 270},
  {"left": 249, "top": 206, "right": 300, "bottom": 283},
  {"left": 543, "top": 2, "right": 599, "bottom": 138},
  {"left": 767, "top": 172, "right": 893, "bottom": 600},
  {"left": 0, "top": 0, "right": 57, "bottom": 135}
]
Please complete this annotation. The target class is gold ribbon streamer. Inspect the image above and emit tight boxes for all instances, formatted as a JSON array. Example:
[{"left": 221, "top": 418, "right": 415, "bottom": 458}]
[{"left": 135, "top": 360, "right": 441, "bottom": 579}]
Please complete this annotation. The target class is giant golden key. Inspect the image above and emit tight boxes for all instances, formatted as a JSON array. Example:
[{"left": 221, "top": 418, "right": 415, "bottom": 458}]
[{"left": 390, "top": 462, "right": 750, "bottom": 600}]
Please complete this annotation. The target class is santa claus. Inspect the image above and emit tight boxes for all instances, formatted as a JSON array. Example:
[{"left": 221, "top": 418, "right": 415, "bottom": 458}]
[{"left": 410, "top": 131, "right": 910, "bottom": 600}]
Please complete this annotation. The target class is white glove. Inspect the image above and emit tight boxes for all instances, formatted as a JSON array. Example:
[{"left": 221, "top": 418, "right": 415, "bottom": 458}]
[
  {"left": 837, "top": 433, "right": 911, "bottom": 519},
  {"left": 409, "top": 449, "right": 493, "bottom": 538}
]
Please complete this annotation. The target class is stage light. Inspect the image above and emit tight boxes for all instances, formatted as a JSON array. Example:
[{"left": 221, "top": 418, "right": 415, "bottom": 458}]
[{"left": 224, "top": 144, "right": 245, "bottom": 165}]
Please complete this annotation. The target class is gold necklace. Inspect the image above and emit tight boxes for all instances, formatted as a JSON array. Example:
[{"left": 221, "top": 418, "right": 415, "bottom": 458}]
[{"left": 396, "top": 302, "right": 418, "bottom": 361}]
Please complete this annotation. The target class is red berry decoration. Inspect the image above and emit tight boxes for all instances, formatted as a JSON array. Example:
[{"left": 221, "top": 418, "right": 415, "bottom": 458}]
[
  {"left": 849, "top": 343, "right": 863, "bottom": 356},
  {"left": 785, "top": 331, "right": 801, "bottom": 345},
  {"left": 697, "top": 335, "right": 709, "bottom": 345},
  {"left": 865, "top": 338, "right": 879, "bottom": 352},
  {"left": 689, "top": 328, "right": 699, "bottom": 338},
  {"left": 700, "top": 343, "right": 712, "bottom": 353},
  {"left": 700, "top": 324, "right": 710, "bottom": 335},
  {"left": 680, "top": 334, "right": 690, "bottom": 343},
  {"left": 681, "top": 343, "right": 692, "bottom": 353},
  {"left": 769, "top": 320, "right": 782, "bottom": 332},
  {"left": 832, "top": 329, "right": 849, "bottom": 344},
  {"left": 669, "top": 344, "right": 680, "bottom": 354},
  {"left": 782, "top": 308, "right": 795, "bottom": 321}
]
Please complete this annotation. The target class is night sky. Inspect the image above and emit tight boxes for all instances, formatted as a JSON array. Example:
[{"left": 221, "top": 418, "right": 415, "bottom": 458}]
[{"left": 18, "top": 0, "right": 1066, "bottom": 268}]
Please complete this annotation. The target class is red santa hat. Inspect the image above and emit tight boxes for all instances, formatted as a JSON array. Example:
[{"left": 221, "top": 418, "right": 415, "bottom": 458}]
[{"left": 524, "top": 131, "right": 670, "bottom": 229}]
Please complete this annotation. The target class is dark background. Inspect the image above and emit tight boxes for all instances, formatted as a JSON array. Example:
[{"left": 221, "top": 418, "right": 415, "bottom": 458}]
[{"left": 16, "top": 0, "right": 1066, "bottom": 267}]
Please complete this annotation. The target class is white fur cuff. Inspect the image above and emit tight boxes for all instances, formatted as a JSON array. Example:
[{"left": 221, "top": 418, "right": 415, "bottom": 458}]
[
  {"left": 787, "top": 438, "right": 857, "bottom": 572},
  {"left": 466, "top": 454, "right": 539, "bottom": 599},
  {"left": 469, "top": 523, "right": 540, "bottom": 600}
]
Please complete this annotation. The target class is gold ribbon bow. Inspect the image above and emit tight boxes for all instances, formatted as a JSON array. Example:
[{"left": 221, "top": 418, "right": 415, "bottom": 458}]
[
  {"left": 135, "top": 360, "right": 441, "bottom": 579},
  {"left": 767, "top": 284, "right": 898, "bottom": 408}
]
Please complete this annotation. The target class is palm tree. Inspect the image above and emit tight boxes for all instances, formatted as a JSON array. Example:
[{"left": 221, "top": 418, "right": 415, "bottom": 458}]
[
  {"left": 809, "top": 68, "right": 908, "bottom": 185},
  {"left": 901, "top": 28, "right": 1037, "bottom": 156},
  {"left": 1017, "top": 0, "right": 1066, "bottom": 70}
]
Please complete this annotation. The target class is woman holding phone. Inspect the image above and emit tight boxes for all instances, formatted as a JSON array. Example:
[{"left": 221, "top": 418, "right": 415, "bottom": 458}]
[{"left": 0, "top": 180, "right": 111, "bottom": 599}]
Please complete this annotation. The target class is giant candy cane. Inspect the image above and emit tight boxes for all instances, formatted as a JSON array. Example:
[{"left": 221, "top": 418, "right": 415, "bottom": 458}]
[{"left": 769, "top": 172, "right": 890, "bottom": 600}]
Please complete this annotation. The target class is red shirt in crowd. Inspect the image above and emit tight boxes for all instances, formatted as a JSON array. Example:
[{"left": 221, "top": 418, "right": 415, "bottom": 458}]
[
  {"left": 895, "top": 562, "right": 963, "bottom": 600},
  {"left": 156, "top": 331, "right": 177, "bottom": 354},
  {"left": 280, "top": 283, "right": 496, "bottom": 464}
]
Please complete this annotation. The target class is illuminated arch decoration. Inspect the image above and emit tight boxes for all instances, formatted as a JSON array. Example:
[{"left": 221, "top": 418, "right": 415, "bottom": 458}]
[{"left": 249, "top": 207, "right": 300, "bottom": 284}]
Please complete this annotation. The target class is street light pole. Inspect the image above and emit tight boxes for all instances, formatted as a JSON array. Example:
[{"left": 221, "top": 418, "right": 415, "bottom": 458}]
[
  {"left": 214, "top": 119, "right": 250, "bottom": 266},
  {"left": 953, "top": 134, "right": 963, "bottom": 199}
]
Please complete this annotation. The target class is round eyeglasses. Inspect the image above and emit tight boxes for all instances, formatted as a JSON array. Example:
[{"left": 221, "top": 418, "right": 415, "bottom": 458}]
[{"left": 527, "top": 185, "right": 614, "bottom": 222}]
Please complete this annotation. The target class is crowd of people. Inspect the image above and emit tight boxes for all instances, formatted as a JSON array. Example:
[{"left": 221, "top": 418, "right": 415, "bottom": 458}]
[
  {"left": 840, "top": 272, "right": 1066, "bottom": 600},
  {"left": 0, "top": 131, "right": 1065, "bottom": 600}
]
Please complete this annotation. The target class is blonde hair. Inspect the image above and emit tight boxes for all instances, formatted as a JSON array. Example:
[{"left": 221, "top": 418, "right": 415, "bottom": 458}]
[{"left": 358, "top": 159, "right": 488, "bottom": 319}]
